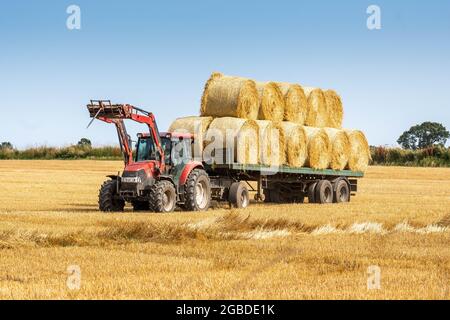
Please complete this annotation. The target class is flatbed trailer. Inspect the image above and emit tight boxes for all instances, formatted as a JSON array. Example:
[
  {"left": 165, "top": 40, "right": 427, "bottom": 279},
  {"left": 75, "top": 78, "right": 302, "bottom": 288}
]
[{"left": 204, "top": 163, "right": 364, "bottom": 207}]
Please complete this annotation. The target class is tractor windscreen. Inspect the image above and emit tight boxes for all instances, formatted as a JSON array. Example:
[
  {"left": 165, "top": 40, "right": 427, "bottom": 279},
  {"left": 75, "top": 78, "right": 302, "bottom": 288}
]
[{"left": 135, "top": 136, "right": 157, "bottom": 162}]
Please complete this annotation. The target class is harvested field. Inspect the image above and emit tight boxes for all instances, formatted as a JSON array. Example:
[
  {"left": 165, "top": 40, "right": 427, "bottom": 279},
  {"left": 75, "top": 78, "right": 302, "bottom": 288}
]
[{"left": 0, "top": 160, "right": 449, "bottom": 299}]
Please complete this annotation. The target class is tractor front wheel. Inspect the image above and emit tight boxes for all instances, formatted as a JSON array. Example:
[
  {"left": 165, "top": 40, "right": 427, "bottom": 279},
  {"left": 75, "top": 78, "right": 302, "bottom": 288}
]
[
  {"left": 98, "top": 179, "right": 125, "bottom": 212},
  {"left": 149, "top": 180, "right": 176, "bottom": 213}
]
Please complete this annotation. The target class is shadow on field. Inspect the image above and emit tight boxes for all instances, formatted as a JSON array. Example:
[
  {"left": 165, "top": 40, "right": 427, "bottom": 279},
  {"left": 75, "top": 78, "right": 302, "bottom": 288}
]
[
  {"left": 1, "top": 212, "right": 448, "bottom": 250},
  {"left": 0, "top": 212, "right": 302, "bottom": 249}
]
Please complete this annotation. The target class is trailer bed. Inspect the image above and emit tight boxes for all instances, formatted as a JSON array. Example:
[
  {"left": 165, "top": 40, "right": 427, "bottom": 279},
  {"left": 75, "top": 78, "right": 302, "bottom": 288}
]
[{"left": 208, "top": 163, "right": 364, "bottom": 178}]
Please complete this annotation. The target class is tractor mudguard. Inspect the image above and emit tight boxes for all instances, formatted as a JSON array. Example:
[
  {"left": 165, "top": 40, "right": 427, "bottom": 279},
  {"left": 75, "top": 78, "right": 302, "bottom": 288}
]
[{"left": 178, "top": 161, "right": 204, "bottom": 186}]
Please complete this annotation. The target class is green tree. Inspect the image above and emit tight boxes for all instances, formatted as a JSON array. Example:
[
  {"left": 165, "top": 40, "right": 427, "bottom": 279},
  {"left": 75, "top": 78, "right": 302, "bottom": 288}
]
[
  {"left": 397, "top": 122, "right": 449, "bottom": 150},
  {"left": 77, "top": 138, "right": 92, "bottom": 148},
  {"left": 0, "top": 142, "right": 13, "bottom": 150}
]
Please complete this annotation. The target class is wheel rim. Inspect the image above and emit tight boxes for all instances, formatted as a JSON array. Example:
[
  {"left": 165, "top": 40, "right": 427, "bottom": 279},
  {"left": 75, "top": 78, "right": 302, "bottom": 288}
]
[
  {"left": 241, "top": 190, "right": 249, "bottom": 208},
  {"left": 195, "top": 180, "right": 208, "bottom": 209},
  {"left": 339, "top": 186, "right": 348, "bottom": 202},
  {"left": 324, "top": 187, "right": 332, "bottom": 202},
  {"left": 163, "top": 190, "right": 173, "bottom": 211}
]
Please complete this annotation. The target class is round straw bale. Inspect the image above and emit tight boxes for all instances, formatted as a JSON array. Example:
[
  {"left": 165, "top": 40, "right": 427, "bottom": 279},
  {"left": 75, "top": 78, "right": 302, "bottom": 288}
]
[
  {"left": 279, "top": 122, "right": 307, "bottom": 167},
  {"left": 324, "top": 90, "right": 343, "bottom": 128},
  {"left": 255, "top": 81, "right": 284, "bottom": 122},
  {"left": 345, "top": 130, "right": 370, "bottom": 172},
  {"left": 303, "top": 126, "right": 331, "bottom": 169},
  {"left": 168, "top": 116, "right": 213, "bottom": 160},
  {"left": 204, "top": 117, "right": 259, "bottom": 165},
  {"left": 200, "top": 72, "right": 259, "bottom": 119},
  {"left": 277, "top": 83, "right": 308, "bottom": 124},
  {"left": 303, "top": 87, "right": 328, "bottom": 127},
  {"left": 255, "top": 120, "right": 273, "bottom": 166},
  {"left": 268, "top": 122, "right": 286, "bottom": 166},
  {"left": 324, "top": 128, "right": 350, "bottom": 170}
]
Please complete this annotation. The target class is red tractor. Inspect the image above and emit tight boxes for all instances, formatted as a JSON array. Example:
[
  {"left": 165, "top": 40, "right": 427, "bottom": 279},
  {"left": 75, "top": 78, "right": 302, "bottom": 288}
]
[{"left": 86, "top": 100, "right": 211, "bottom": 213}]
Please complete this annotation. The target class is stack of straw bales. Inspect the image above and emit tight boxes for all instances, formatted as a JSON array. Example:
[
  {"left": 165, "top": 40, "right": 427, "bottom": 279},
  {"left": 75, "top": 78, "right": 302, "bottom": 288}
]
[{"left": 168, "top": 72, "right": 370, "bottom": 172}]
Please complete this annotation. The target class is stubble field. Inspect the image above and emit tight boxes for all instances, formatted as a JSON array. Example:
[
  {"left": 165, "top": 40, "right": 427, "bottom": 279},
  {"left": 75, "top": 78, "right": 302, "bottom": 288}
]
[{"left": 0, "top": 160, "right": 449, "bottom": 299}]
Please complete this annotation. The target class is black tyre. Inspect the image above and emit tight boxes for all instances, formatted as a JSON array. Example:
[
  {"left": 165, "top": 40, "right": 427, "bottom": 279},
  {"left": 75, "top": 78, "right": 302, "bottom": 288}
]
[
  {"left": 294, "top": 194, "right": 305, "bottom": 203},
  {"left": 182, "top": 169, "right": 211, "bottom": 211},
  {"left": 315, "top": 180, "right": 333, "bottom": 204},
  {"left": 307, "top": 182, "right": 317, "bottom": 203},
  {"left": 270, "top": 188, "right": 282, "bottom": 203},
  {"left": 263, "top": 189, "right": 272, "bottom": 203},
  {"left": 98, "top": 179, "right": 125, "bottom": 212},
  {"left": 334, "top": 180, "right": 350, "bottom": 203},
  {"left": 132, "top": 200, "right": 150, "bottom": 211},
  {"left": 265, "top": 186, "right": 304, "bottom": 204},
  {"left": 229, "top": 182, "right": 249, "bottom": 209},
  {"left": 149, "top": 180, "right": 176, "bottom": 213}
]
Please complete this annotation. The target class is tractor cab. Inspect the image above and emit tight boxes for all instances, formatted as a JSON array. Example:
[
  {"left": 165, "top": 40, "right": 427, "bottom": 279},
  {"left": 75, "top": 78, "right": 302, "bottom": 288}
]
[
  {"left": 87, "top": 100, "right": 210, "bottom": 213},
  {"left": 159, "top": 132, "right": 194, "bottom": 172},
  {"left": 133, "top": 131, "right": 194, "bottom": 176}
]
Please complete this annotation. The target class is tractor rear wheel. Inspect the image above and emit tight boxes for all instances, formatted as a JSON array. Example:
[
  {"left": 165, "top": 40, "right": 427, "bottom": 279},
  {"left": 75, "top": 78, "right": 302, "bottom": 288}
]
[
  {"left": 149, "top": 180, "right": 176, "bottom": 213},
  {"left": 132, "top": 200, "right": 150, "bottom": 211},
  {"left": 99, "top": 179, "right": 125, "bottom": 212},
  {"left": 182, "top": 169, "right": 211, "bottom": 211}
]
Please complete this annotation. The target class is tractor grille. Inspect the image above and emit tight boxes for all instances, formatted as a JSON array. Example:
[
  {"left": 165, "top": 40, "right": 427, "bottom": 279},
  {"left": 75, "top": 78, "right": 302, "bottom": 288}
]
[{"left": 120, "top": 169, "right": 154, "bottom": 197}]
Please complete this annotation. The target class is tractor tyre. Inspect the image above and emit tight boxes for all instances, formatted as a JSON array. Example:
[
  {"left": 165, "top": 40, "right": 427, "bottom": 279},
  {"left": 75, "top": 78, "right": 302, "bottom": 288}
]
[
  {"left": 229, "top": 182, "right": 249, "bottom": 209},
  {"left": 182, "top": 169, "right": 211, "bottom": 211},
  {"left": 333, "top": 180, "right": 350, "bottom": 203},
  {"left": 132, "top": 200, "right": 150, "bottom": 211},
  {"left": 315, "top": 180, "right": 333, "bottom": 204},
  {"left": 98, "top": 179, "right": 125, "bottom": 212},
  {"left": 149, "top": 180, "right": 176, "bottom": 213}
]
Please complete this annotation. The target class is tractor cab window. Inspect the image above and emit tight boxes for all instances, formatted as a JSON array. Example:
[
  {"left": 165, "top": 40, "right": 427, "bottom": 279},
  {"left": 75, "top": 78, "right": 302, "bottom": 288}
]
[
  {"left": 135, "top": 137, "right": 156, "bottom": 162},
  {"left": 171, "top": 137, "right": 191, "bottom": 165},
  {"left": 161, "top": 137, "right": 172, "bottom": 165}
]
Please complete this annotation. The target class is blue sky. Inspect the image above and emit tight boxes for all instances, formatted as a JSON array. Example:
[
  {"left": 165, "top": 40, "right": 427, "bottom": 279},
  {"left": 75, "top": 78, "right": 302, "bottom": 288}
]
[{"left": 0, "top": 0, "right": 449, "bottom": 148}]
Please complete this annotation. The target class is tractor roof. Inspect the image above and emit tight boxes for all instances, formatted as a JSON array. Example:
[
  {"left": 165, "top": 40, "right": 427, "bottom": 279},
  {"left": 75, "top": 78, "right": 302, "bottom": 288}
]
[{"left": 160, "top": 132, "right": 194, "bottom": 139}]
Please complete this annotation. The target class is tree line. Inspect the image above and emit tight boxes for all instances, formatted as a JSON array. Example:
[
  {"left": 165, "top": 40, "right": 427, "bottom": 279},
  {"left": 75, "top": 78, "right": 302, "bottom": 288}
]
[{"left": 1, "top": 122, "right": 449, "bottom": 166}]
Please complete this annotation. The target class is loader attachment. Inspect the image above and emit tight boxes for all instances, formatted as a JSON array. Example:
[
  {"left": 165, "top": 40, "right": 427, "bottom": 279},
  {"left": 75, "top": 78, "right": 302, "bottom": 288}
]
[
  {"left": 87, "top": 100, "right": 134, "bottom": 120},
  {"left": 85, "top": 99, "right": 165, "bottom": 171}
]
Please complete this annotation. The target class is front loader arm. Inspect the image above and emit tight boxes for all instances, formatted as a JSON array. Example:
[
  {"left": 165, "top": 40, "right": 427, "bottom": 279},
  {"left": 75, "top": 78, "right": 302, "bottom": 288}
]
[{"left": 86, "top": 100, "right": 165, "bottom": 171}]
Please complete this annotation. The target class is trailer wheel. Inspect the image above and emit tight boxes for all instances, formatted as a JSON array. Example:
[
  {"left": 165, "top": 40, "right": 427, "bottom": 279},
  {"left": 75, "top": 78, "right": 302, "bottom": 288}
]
[
  {"left": 229, "top": 182, "right": 249, "bottom": 209},
  {"left": 263, "top": 189, "right": 272, "bottom": 203},
  {"left": 132, "top": 200, "right": 150, "bottom": 211},
  {"left": 334, "top": 180, "right": 350, "bottom": 203},
  {"left": 294, "top": 194, "right": 305, "bottom": 203},
  {"left": 307, "top": 182, "right": 317, "bottom": 203},
  {"left": 270, "top": 189, "right": 282, "bottom": 203},
  {"left": 182, "top": 169, "right": 211, "bottom": 211},
  {"left": 149, "top": 180, "right": 176, "bottom": 213},
  {"left": 315, "top": 180, "right": 333, "bottom": 204},
  {"left": 99, "top": 179, "right": 125, "bottom": 212}
]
